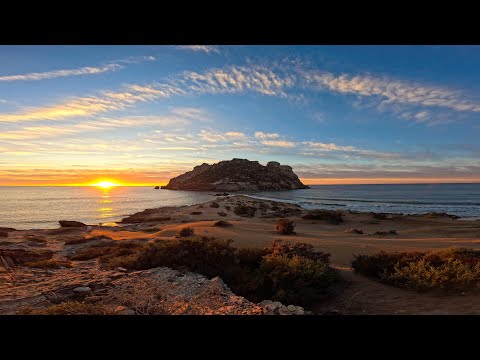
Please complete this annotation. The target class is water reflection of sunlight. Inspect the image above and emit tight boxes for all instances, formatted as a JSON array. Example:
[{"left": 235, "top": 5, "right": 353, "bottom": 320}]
[{"left": 95, "top": 187, "right": 115, "bottom": 220}]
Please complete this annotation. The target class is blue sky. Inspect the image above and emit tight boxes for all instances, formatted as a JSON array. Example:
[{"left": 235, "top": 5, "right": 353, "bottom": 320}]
[{"left": 1, "top": 45, "right": 480, "bottom": 185}]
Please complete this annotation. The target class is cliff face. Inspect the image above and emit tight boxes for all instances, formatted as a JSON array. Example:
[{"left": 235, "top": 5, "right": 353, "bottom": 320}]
[{"left": 161, "top": 158, "right": 309, "bottom": 191}]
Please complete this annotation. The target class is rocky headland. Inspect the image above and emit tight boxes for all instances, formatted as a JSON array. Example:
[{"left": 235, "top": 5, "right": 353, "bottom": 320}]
[{"left": 161, "top": 158, "right": 309, "bottom": 191}]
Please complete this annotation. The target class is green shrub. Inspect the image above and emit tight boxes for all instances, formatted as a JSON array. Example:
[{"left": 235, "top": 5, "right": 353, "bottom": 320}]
[
  {"left": 107, "top": 237, "right": 236, "bottom": 278},
  {"left": 210, "top": 202, "right": 220, "bottom": 208},
  {"left": 234, "top": 205, "right": 256, "bottom": 217},
  {"left": 103, "top": 236, "right": 337, "bottom": 308},
  {"left": 213, "top": 220, "right": 232, "bottom": 227},
  {"left": 351, "top": 251, "right": 423, "bottom": 278},
  {"left": 275, "top": 218, "right": 296, "bottom": 235},
  {"left": 259, "top": 254, "right": 337, "bottom": 305},
  {"left": 178, "top": 227, "right": 194, "bottom": 237},
  {"left": 302, "top": 210, "right": 343, "bottom": 224},
  {"left": 217, "top": 211, "right": 227, "bottom": 217},
  {"left": 352, "top": 247, "right": 480, "bottom": 292},
  {"left": 265, "top": 239, "right": 331, "bottom": 263},
  {"left": 225, "top": 206, "right": 231, "bottom": 211},
  {"left": 381, "top": 259, "right": 480, "bottom": 291}
]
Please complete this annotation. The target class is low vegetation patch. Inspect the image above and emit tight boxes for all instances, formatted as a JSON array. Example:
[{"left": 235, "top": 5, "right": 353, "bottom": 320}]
[
  {"left": 177, "top": 227, "right": 194, "bottom": 237},
  {"left": 275, "top": 218, "right": 296, "bottom": 235},
  {"left": 142, "top": 227, "right": 161, "bottom": 233},
  {"left": 18, "top": 302, "right": 116, "bottom": 315},
  {"left": 68, "top": 241, "right": 145, "bottom": 261},
  {"left": 217, "top": 211, "right": 227, "bottom": 217},
  {"left": 371, "top": 212, "right": 387, "bottom": 220},
  {"left": 213, "top": 220, "right": 232, "bottom": 227},
  {"left": 210, "top": 202, "right": 220, "bottom": 208},
  {"left": 234, "top": 205, "right": 257, "bottom": 217},
  {"left": 190, "top": 211, "right": 202, "bottom": 215},
  {"left": 302, "top": 210, "right": 343, "bottom": 224},
  {"left": 352, "top": 247, "right": 480, "bottom": 291},
  {"left": 24, "top": 259, "right": 73, "bottom": 269},
  {"left": 102, "top": 237, "right": 338, "bottom": 307}
]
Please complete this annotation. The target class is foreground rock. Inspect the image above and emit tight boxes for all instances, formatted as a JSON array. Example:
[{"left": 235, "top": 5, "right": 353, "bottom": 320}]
[
  {"left": 0, "top": 262, "right": 307, "bottom": 315},
  {"left": 161, "top": 158, "right": 309, "bottom": 191}
]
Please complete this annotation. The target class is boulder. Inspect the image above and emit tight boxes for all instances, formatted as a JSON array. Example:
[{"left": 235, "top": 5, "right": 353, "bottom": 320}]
[
  {"left": 0, "top": 248, "right": 53, "bottom": 265},
  {"left": 59, "top": 220, "right": 87, "bottom": 228}
]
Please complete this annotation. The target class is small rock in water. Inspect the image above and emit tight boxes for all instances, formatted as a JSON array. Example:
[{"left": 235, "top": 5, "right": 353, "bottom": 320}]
[{"left": 73, "top": 286, "right": 92, "bottom": 293}]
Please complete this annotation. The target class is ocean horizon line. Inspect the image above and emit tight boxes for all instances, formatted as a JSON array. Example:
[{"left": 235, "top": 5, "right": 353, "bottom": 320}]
[{"left": 2, "top": 182, "right": 480, "bottom": 187}]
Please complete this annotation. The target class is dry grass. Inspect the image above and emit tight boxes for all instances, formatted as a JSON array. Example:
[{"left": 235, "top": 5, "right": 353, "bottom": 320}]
[
  {"left": 24, "top": 259, "right": 73, "bottom": 269},
  {"left": 18, "top": 302, "right": 116, "bottom": 315},
  {"left": 102, "top": 277, "right": 166, "bottom": 315}
]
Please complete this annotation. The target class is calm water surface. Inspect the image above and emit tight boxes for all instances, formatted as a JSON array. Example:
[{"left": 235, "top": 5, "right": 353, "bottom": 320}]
[{"left": 1, "top": 183, "right": 479, "bottom": 229}]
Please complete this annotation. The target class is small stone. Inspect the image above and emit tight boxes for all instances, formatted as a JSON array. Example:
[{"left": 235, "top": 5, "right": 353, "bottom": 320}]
[
  {"left": 73, "top": 286, "right": 92, "bottom": 293},
  {"left": 121, "top": 309, "right": 136, "bottom": 315},
  {"left": 115, "top": 267, "right": 128, "bottom": 272}
]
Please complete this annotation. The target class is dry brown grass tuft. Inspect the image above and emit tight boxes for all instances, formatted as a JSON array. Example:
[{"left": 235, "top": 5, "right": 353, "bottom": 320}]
[
  {"left": 102, "top": 277, "right": 167, "bottom": 315},
  {"left": 18, "top": 302, "right": 116, "bottom": 315},
  {"left": 24, "top": 259, "right": 73, "bottom": 269}
]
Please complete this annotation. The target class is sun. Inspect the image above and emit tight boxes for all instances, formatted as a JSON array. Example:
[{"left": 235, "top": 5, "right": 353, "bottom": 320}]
[{"left": 92, "top": 180, "right": 119, "bottom": 189}]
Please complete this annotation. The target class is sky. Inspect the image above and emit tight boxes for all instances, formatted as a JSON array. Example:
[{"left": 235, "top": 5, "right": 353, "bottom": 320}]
[{"left": 1, "top": 45, "right": 480, "bottom": 186}]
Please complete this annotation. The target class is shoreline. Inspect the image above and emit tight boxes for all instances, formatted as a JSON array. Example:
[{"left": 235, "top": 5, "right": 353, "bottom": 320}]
[{"left": 4, "top": 193, "right": 480, "bottom": 232}]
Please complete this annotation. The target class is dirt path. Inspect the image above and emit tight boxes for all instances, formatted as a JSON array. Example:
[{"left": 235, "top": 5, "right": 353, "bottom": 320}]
[{"left": 313, "top": 266, "right": 480, "bottom": 315}]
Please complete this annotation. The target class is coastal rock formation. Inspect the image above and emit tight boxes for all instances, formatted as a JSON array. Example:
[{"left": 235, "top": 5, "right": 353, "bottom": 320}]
[
  {"left": 161, "top": 158, "right": 309, "bottom": 191},
  {"left": 59, "top": 221, "right": 87, "bottom": 228}
]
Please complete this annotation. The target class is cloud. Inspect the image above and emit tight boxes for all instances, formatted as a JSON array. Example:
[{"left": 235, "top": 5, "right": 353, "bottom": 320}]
[
  {"left": 303, "top": 141, "right": 357, "bottom": 152},
  {"left": 199, "top": 130, "right": 246, "bottom": 143},
  {"left": 3, "top": 59, "right": 480, "bottom": 126},
  {"left": 0, "top": 55, "right": 155, "bottom": 82},
  {"left": 311, "top": 112, "right": 325, "bottom": 123},
  {"left": 170, "top": 107, "right": 212, "bottom": 122},
  {"left": 0, "top": 115, "right": 190, "bottom": 140},
  {"left": 261, "top": 140, "right": 296, "bottom": 148},
  {"left": 0, "top": 86, "right": 174, "bottom": 123},
  {"left": 255, "top": 131, "right": 279, "bottom": 139},
  {"left": 0, "top": 63, "right": 122, "bottom": 82},
  {"left": 176, "top": 45, "right": 220, "bottom": 54},
  {"left": 0, "top": 99, "right": 7, "bottom": 103},
  {"left": 301, "top": 69, "right": 480, "bottom": 113}
]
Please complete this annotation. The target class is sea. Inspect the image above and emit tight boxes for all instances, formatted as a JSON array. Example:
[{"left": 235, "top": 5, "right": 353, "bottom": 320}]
[{"left": 1, "top": 183, "right": 480, "bottom": 230}]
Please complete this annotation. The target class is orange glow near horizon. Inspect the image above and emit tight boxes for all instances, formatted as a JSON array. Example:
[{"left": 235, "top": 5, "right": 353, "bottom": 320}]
[{"left": 1, "top": 177, "right": 480, "bottom": 186}]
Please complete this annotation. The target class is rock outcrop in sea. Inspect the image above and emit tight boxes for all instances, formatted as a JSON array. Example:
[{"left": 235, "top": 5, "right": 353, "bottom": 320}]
[{"left": 161, "top": 158, "right": 309, "bottom": 191}]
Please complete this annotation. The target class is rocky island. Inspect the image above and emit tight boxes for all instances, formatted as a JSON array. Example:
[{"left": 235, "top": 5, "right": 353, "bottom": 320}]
[{"left": 161, "top": 158, "right": 309, "bottom": 191}]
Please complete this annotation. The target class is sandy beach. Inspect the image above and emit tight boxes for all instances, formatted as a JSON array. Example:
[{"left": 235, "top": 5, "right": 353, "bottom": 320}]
[{"left": 2, "top": 195, "right": 480, "bottom": 315}]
